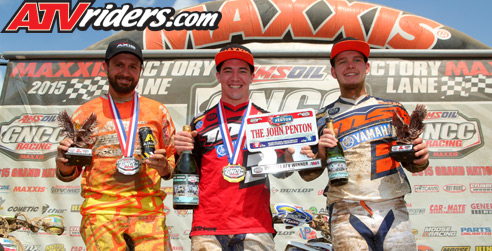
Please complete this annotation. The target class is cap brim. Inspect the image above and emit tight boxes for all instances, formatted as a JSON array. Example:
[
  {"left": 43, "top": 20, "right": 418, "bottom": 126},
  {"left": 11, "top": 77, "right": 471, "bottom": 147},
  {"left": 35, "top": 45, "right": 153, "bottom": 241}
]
[
  {"left": 215, "top": 50, "right": 254, "bottom": 68},
  {"left": 330, "top": 40, "right": 370, "bottom": 60},
  {"left": 107, "top": 51, "right": 143, "bottom": 63}
]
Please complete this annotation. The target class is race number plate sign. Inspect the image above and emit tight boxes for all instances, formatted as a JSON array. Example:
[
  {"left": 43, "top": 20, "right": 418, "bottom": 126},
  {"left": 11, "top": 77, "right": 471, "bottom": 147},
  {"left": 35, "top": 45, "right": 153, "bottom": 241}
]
[{"left": 245, "top": 109, "right": 321, "bottom": 175}]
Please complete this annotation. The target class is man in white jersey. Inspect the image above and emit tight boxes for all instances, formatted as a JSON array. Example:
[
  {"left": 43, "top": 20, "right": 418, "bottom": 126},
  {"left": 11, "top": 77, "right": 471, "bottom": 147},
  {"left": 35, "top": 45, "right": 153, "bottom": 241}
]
[{"left": 299, "top": 37, "right": 430, "bottom": 250}]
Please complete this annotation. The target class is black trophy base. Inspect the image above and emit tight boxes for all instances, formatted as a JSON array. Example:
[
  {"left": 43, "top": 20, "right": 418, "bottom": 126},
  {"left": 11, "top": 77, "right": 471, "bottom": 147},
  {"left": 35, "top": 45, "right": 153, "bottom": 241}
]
[
  {"left": 64, "top": 147, "right": 93, "bottom": 166},
  {"left": 389, "top": 144, "right": 415, "bottom": 163}
]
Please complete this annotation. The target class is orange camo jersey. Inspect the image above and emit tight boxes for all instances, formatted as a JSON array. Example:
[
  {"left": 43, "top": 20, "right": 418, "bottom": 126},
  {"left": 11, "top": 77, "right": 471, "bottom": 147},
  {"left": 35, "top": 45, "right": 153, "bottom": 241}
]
[{"left": 71, "top": 95, "right": 176, "bottom": 216}]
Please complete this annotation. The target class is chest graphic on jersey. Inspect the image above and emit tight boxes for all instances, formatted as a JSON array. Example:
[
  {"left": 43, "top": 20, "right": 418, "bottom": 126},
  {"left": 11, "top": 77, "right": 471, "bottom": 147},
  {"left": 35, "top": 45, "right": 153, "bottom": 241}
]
[
  {"left": 201, "top": 124, "right": 242, "bottom": 145},
  {"left": 331, "top": 105, "right": 406, "bottom": 180},
  {"left": 339, "top": 122, "right": 393, "bottom": 151},
  {"left": 334, "top": 106, "right": 398, "bottom": 136}
]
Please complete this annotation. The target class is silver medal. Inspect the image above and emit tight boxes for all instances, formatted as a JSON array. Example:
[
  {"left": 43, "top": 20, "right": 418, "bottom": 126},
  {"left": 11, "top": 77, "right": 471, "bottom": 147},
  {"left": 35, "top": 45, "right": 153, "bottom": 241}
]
[{"left": 116, "top": 157, "right": 141, "bottom": 175}]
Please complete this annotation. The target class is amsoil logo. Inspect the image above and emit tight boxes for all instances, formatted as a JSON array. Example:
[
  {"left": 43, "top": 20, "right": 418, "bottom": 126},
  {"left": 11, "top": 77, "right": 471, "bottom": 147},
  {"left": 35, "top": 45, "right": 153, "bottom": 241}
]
[
  {"left": 442, "top": 184, "right": 466, "bottom": 193},
  {"left": 423, "top": 110, "right": 483, "bottom": 159},
  {"left": 414, "top": 185, "right": 439, "bottom": 193},
  {"left": 0, "top": 113, "right": 63, "bottom": 161},
  {"left": 2, "top": 1, "right": 221, "bottom": 33}
]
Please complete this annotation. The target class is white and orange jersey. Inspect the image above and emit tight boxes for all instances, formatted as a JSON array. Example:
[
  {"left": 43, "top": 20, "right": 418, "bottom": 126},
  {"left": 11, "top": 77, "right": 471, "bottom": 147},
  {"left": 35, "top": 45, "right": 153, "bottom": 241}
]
[{"left": 317, "top": 95, "right": 412, "bottom": 204}]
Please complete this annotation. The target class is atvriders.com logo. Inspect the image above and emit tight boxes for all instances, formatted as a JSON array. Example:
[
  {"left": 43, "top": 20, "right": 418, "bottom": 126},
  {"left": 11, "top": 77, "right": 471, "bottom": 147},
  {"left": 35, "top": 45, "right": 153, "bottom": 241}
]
[{"left": 2, "top": 1, "right": 221, "bottom": 33}]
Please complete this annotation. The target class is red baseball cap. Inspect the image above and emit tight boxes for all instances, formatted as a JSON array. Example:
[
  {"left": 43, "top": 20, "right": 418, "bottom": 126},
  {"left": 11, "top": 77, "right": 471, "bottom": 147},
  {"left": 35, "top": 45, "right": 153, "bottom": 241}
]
[
  {"left": 330, "top": 37, "right": 370, "bottom": 66},
  {"left": 215, "top": 44, "right": 254, "bottom": 71}
]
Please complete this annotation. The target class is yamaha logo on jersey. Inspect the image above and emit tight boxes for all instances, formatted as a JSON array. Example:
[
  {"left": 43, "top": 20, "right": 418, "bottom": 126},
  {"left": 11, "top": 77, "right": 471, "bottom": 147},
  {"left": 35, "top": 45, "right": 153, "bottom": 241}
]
[
  {"left": 340, "top": 123, "right": 393, "bottom": 150},
  {"left": 328, "top": 107, "right": 340, "bottom": 116},
  {"left": 195, "top": 120, "right": 203, "bottom": 130},
  {"left": 215, "top": 144, "right": 227, "bottom": 158}
]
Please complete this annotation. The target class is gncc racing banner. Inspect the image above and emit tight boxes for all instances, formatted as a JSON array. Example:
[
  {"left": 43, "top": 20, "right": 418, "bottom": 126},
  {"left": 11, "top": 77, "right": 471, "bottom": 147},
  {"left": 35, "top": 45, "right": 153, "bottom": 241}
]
[{"left": 0, "top": 55, "right": 491, "bottom": 251}]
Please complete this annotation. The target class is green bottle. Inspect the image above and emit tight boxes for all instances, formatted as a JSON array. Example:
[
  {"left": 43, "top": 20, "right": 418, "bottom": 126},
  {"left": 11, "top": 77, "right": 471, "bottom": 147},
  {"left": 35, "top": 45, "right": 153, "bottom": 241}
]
[
  {"left": 325, "top": 117, "right": 348, "bottom": 186},
  {"left": 173, "top": 125, "right": 199, "bottom": 209}
]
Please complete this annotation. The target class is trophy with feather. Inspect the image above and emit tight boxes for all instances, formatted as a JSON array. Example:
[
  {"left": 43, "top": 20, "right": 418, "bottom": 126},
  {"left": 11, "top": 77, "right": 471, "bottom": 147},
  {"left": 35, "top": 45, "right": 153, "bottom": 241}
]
[
  {"left": 389, "top": 104, "right": 427, "bottom": 165},
  {"left": 57, "top": 110, "right": 98, "bottom": 166}
]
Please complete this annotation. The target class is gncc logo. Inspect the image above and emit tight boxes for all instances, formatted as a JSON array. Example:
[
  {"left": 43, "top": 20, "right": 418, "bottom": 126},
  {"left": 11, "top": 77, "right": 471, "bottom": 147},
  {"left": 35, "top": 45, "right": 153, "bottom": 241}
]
[
  {"left": 2, "top": 1, "right": 221, "bottom": 33},
  {"left": 0, "top": 113, "right": 63, "bottom": 161},
  {"left": 423, "top": 110, "right": 483, "bottom": 159}
]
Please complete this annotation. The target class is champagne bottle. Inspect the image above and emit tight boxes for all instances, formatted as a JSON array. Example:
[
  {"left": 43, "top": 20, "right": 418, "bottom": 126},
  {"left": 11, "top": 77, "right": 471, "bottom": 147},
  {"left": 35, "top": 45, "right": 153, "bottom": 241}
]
[
  {"left": 325, "top": 117, "right": 348, "bottom": 186},
  {"left": 173, "top": 125, "right": 199, "bottom": 210}
]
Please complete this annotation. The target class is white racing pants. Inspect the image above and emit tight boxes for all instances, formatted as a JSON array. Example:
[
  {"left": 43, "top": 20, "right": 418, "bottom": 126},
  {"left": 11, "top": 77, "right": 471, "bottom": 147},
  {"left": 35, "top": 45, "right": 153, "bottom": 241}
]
[{"left": 328, "top": 197, "right": 417, "bottom": 251}]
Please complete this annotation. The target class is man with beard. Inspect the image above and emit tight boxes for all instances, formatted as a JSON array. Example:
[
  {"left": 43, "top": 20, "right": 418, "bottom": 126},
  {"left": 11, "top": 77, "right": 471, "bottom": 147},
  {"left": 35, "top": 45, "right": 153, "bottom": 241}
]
[{"left": 55, "top": 38, "right": 176, "bottom": 250}]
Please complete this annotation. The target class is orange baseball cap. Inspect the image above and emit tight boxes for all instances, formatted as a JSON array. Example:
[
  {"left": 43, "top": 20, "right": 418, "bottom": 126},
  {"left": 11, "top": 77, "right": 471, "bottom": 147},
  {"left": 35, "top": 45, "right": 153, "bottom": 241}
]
[
  {"left": 330, "top": 37, "right": 370, "bottom": 66},
  {"left": 215, "top": 44, "right": 254, "bottom": 71}
]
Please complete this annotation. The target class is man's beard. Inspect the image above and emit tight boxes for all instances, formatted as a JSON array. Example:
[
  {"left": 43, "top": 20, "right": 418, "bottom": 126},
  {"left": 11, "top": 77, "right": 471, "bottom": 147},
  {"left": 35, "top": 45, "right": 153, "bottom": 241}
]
[{"left": 108, "top": 74, "right": 138, "bottom": 94}]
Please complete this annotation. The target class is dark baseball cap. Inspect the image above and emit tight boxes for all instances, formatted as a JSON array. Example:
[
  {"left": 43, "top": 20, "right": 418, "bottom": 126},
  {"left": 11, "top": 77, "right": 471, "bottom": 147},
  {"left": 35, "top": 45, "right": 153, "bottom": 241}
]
[
  {"left": 330, "top": 37, "right": 370, "bottom": 66},
  {"left": 105, "top": 39, "right": 143, "bottom": 63},
  {"left": 215, "top": 44, "right": 254, "bottom": 71}
]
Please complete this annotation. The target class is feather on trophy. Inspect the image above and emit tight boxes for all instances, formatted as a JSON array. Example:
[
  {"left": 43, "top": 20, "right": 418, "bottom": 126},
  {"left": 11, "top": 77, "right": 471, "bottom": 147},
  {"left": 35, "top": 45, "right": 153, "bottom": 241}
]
[
  {"left": 390, "top": 104, "right": 427, "bottom": 165},
  {"left": 57, "top": 110, "right": 98, "bottom": 166}
]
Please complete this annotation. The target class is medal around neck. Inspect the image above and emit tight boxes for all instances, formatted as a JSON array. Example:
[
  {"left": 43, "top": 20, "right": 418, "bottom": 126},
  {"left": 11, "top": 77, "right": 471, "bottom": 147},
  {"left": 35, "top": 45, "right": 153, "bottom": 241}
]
[
  {"left": 390, "top": 104, "right": 427, "bottom": 164},
  {"left": 222, "top": 164, "right": 246, "bottom": 183},
  {"left": 217, "top": 101, "right": 250, "bottom": 183},
  {"left": 57, "top": 110, "right": 97, "bottom": 166},
  {"left": 108, "top": 92, "right": 141, "bottom": 175},
  {"left": 116, "top": 157, "right": 141, "bottom": 175}
]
